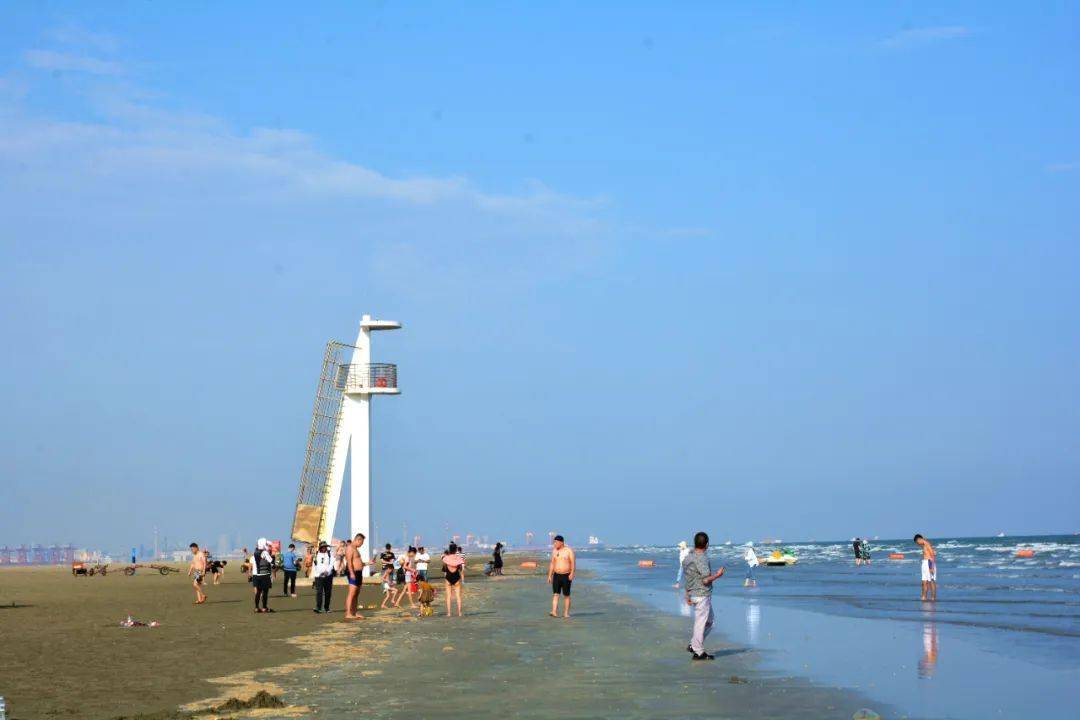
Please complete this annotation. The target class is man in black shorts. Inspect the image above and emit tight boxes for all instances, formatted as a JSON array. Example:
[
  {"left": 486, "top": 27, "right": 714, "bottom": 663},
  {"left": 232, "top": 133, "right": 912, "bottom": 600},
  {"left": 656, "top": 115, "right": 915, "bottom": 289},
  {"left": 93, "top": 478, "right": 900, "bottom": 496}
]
[{"left": 547, "top": 535, "right": 576, "bottom": 618}]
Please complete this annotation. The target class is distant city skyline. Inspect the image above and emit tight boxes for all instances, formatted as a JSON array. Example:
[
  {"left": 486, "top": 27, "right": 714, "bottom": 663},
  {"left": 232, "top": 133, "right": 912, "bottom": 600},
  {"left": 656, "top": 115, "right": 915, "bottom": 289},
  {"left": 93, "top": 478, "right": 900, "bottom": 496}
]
[{"left": 2, "top": 2, "right": 1078, "bottom": 549}]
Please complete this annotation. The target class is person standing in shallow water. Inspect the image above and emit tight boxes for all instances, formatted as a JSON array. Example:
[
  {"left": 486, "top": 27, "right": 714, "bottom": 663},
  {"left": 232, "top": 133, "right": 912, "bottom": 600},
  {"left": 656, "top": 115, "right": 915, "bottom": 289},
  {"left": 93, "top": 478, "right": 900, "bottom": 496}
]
[
  {"left": 547, "top": 535, "right": 575, "bottom": 618},
  {"left": 682, "top": 531, "right": 726, "bottom": 660},
  {"left": 743, "top": 542, "right": 758, "bottom": 588},
  {"left": 673, "top": 540, "right": 690, "bottom": 588},
  {"left": 915, "top": 534, "right": 937, "bottom": 601}
]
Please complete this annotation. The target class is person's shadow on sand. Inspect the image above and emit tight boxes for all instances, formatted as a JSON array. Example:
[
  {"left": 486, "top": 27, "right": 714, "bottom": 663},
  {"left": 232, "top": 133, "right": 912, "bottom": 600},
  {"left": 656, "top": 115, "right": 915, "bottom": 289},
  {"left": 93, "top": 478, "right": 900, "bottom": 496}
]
[{"left": 711, "top": 647, "right": 751, "bottom": 658}]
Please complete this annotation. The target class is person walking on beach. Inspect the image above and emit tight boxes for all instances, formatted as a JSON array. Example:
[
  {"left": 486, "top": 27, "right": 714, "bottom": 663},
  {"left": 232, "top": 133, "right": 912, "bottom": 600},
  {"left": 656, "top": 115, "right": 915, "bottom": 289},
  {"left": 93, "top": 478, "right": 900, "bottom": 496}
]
[
  {"left": 312, "top": 540, "right": 334, "bottom": 613},
  {"left": 682, "top": 531, "right": 726, "bottom": 660},
  {"left": 743, "top": 542, "right": 759, "bottom": 588},
  {"left": 282, "top": 543, "right": 299, "bottom": 597},
  {"left": 442, "top": 543, "right": 466, "bottom": 617},
  {"left": 395, "top": 547, "right": 418, "bottom": 609},
  {"left": 915, "top": 534, "right": 937, "bottom": 601},
  {"left": 673, "top": 540, "right": 690, "bottom": 588},
  {"left": 415, "top": 546, "right": 430, "bottom": 581},
  {"left": 380, "top": 564, "right": 395, "bottom": 609},
  {"left": 492, "top": 542, "right": 504, "bottom": 576},
  {"left": 547, "top": 535, "right": 575, "bottom": 618},
  {"left": 251, "top": 539, "right": 274, "bottom": 613},
  {"left": 344, "top": 532, "right": 369, "bottom": 620},
  {"left": 380, "top": 543, "right": 396, "bottom": 576},
  {"left": 188, "top": 542, "right": 207, "bottom": 605}
]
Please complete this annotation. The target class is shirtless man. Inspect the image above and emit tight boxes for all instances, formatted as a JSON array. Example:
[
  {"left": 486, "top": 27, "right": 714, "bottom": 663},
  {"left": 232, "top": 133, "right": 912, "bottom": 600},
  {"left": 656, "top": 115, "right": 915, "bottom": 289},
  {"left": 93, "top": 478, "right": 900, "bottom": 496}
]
[
  {"left": 914, "top": 534, "right": 937, "bottom": 601},
  {"left": 188, "top": 542, "right": 207, "bottom": 604},
  {"left": 344, "top": 533, "right": 371, "bottom": 620},
  {"left": 547, "top": 535, "right": 576, "bottom": 618}
]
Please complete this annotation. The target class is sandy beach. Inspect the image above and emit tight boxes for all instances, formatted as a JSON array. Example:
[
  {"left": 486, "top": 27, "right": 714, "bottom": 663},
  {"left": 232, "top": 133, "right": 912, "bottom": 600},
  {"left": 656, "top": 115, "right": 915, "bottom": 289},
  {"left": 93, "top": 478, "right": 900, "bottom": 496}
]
[{"left": 0, "top": 557, "right": 887, "bottom": 719}]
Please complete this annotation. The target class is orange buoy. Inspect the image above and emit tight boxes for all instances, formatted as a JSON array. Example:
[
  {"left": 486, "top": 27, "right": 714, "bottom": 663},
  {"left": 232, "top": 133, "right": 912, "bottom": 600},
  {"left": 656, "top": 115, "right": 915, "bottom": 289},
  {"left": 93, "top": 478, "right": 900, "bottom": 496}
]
[
  {"left": 519, "top": 561, "right": 538, "bottom": 569},
  {"left": 888, "top": 553, "right": 905, "bottom": 560},
  {"left": 638, "top": 560, "right": 656, "bottom": 568},
  {"left": 1015, "top": 548, "right": 1035, "bottom": 558}
]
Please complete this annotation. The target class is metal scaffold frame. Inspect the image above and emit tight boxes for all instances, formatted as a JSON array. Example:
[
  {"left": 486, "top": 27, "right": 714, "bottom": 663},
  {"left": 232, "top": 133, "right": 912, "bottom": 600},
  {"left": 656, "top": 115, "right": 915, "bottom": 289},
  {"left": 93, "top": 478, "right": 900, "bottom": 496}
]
[{"left": 292, "top": 341, "right": 353, "bottom": 542}]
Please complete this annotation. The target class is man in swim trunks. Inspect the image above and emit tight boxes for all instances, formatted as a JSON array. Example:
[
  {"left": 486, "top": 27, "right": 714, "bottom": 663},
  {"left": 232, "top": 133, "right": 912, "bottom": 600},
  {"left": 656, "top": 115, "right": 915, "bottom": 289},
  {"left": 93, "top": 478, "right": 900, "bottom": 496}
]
[
  {"left": 188, "top": 542, "right": 207, "bottom": 605},
  {"left": 547, "top": 535, "right": 576, "bottom": 618},
  {"left": 344, "top": 533, "right": 370, "bottom": 620},
  {"left": 914, "top": 533, "right": 937, "bottom": 601}
]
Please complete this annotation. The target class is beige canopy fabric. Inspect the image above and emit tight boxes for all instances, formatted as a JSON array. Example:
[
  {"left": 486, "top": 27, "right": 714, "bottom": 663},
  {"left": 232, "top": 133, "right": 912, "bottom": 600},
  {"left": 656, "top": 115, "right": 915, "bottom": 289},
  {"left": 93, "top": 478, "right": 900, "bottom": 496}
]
[{"left": 291, "top": 503, "right": 323, "bottom": 544}]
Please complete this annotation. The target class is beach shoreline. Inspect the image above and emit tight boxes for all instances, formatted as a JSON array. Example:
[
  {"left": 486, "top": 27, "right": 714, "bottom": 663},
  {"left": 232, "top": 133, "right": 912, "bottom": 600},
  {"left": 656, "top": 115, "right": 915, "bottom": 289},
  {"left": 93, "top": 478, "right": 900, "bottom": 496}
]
[{"left": 1, "top": 556, "right": 895, "bottom": 719}]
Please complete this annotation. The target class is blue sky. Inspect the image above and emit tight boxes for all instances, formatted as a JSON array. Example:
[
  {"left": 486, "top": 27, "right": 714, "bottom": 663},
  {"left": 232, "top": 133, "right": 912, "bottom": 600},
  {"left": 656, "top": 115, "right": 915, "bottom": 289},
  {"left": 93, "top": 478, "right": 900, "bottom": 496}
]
[{"left": 1, "top": 2, "right": 1078, "bottom": 552}]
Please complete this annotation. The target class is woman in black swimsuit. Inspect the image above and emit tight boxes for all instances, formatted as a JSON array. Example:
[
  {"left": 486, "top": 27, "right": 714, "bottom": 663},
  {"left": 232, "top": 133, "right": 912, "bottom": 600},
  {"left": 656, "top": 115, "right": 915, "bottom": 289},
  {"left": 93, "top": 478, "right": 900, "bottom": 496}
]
[{"left": 442, "top": 543, "right": 465, "bottom": 617}]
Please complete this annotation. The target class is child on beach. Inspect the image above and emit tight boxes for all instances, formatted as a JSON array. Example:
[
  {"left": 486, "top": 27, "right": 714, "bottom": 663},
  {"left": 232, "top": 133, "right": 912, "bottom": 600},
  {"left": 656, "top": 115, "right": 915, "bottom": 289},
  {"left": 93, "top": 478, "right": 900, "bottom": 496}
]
[
  {"left": 394, "top": 547, "right": 418, "bottom": 609},
  {"left": 418, "top": 580, "right": 436, "bottom": 617},
  {"left": 380, "top": 565, "right": 395, "bottom": 609}
]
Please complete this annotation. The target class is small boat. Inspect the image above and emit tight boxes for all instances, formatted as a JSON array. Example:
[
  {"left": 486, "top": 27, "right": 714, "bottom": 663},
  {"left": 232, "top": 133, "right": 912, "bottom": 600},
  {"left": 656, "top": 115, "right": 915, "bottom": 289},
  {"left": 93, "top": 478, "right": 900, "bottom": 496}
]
[{"left": 763, "top": 548, "right": 798, "bottom": 566}]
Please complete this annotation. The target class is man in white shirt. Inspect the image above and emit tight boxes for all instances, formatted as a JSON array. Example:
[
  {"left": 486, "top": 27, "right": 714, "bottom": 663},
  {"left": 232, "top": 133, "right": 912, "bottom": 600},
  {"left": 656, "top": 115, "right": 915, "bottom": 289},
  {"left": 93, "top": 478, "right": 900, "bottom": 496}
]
[
  {"left": 744, "top": 542, "right": 759, "bottom": 587},
  {"left": 415, "top": 546, "right": 431, "bottom": 581},
  {"left": 674, "top": 540, "right": 690, "bottom": 588},
  {"left": 312, "top": 540, "right": 335, "bottom": 613}
]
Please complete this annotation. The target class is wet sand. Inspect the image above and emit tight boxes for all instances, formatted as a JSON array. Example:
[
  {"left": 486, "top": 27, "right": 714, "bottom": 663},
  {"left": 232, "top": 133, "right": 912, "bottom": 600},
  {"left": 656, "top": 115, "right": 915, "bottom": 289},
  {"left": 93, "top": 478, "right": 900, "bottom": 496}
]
[{"left": 261, "top": 566, "right": 895, "bottom": 719}]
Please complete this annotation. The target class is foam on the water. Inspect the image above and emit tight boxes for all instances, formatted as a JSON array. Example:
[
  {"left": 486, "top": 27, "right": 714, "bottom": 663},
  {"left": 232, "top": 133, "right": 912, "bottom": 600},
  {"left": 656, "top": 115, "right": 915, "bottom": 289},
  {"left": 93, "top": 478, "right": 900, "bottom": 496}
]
[{"left": 581, "top": 534, "right": 1080, "bottom": 720}]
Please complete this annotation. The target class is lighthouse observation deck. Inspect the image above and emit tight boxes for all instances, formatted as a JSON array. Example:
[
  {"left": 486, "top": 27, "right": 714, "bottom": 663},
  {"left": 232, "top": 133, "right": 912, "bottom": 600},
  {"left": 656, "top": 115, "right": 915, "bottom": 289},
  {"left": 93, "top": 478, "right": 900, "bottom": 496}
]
[{"left": 334, "top": 363, "right": 399, "bottom": 395}]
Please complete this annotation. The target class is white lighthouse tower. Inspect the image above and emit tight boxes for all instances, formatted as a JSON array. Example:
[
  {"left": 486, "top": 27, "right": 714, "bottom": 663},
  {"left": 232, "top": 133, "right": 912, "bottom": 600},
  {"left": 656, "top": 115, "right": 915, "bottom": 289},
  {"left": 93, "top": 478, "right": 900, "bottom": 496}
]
[{"left": 292, "top": 314, "right": 400, "bottom": 575}]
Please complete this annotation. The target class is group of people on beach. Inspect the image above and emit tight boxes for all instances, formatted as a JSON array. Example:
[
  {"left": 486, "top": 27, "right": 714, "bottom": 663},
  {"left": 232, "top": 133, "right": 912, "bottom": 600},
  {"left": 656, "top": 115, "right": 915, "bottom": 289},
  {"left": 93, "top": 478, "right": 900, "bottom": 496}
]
[
  {"left": 187, "top": 533, "right": 488, "bottom": 618},
  {"left": 189, "top": 529, "right": 938, "bottom": 665}
]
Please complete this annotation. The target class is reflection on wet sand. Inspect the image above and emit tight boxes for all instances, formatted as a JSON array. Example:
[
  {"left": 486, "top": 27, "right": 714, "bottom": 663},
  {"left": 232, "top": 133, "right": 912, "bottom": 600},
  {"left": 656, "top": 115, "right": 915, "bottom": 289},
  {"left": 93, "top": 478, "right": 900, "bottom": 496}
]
[
  {"left": 919, "top": 607, "right": 939, "bottom": 679},
  {"left": 746, "top": 599, "right": 761, "bottom": 645}
]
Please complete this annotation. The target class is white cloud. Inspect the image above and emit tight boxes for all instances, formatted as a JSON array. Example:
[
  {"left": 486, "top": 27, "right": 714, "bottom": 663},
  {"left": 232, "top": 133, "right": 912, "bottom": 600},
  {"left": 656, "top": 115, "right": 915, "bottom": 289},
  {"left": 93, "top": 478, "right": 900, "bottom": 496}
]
[
  {"left": 24, "top": 49, "right": 124, "bottom": 75},
  {"left": 1, "top": 44, "right": 614, "bottom": 298},
  {"left": 879, "top": 26, "right": 972, "bottom": 50},
  {"left": 1046, "top": 161, "right": 1078, "bottom": 173}
]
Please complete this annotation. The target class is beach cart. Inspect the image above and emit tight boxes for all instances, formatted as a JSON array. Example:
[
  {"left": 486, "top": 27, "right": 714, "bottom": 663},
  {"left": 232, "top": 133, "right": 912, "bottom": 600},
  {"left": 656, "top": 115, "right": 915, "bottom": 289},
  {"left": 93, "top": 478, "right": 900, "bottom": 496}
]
[{"left": 121, "top": 563, "right": 180, "bottom": 576}]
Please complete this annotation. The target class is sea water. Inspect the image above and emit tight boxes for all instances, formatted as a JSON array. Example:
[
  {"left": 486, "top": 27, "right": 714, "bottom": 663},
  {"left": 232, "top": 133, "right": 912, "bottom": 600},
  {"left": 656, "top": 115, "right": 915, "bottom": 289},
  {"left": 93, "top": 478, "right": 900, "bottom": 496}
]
[{"left": 581, "top": 534, "right": 1080, "bottom": 719}]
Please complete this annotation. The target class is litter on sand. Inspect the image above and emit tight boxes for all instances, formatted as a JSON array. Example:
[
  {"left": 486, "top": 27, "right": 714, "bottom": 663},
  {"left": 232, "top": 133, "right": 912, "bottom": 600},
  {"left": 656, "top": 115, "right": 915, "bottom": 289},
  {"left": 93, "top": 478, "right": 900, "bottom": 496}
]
[{"left": 120, "top": 615, "right": 160, "bottom": 628}]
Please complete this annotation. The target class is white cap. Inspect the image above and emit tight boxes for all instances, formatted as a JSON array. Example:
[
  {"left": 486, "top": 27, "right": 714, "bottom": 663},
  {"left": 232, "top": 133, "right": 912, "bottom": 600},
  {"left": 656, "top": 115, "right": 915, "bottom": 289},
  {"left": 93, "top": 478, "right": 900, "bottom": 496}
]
[
  {"left": 677, "top": 540, "right": 688, "bottom": 549},
  {"left": 257, "top": 538, "right": 268, "bottom": 550}
]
